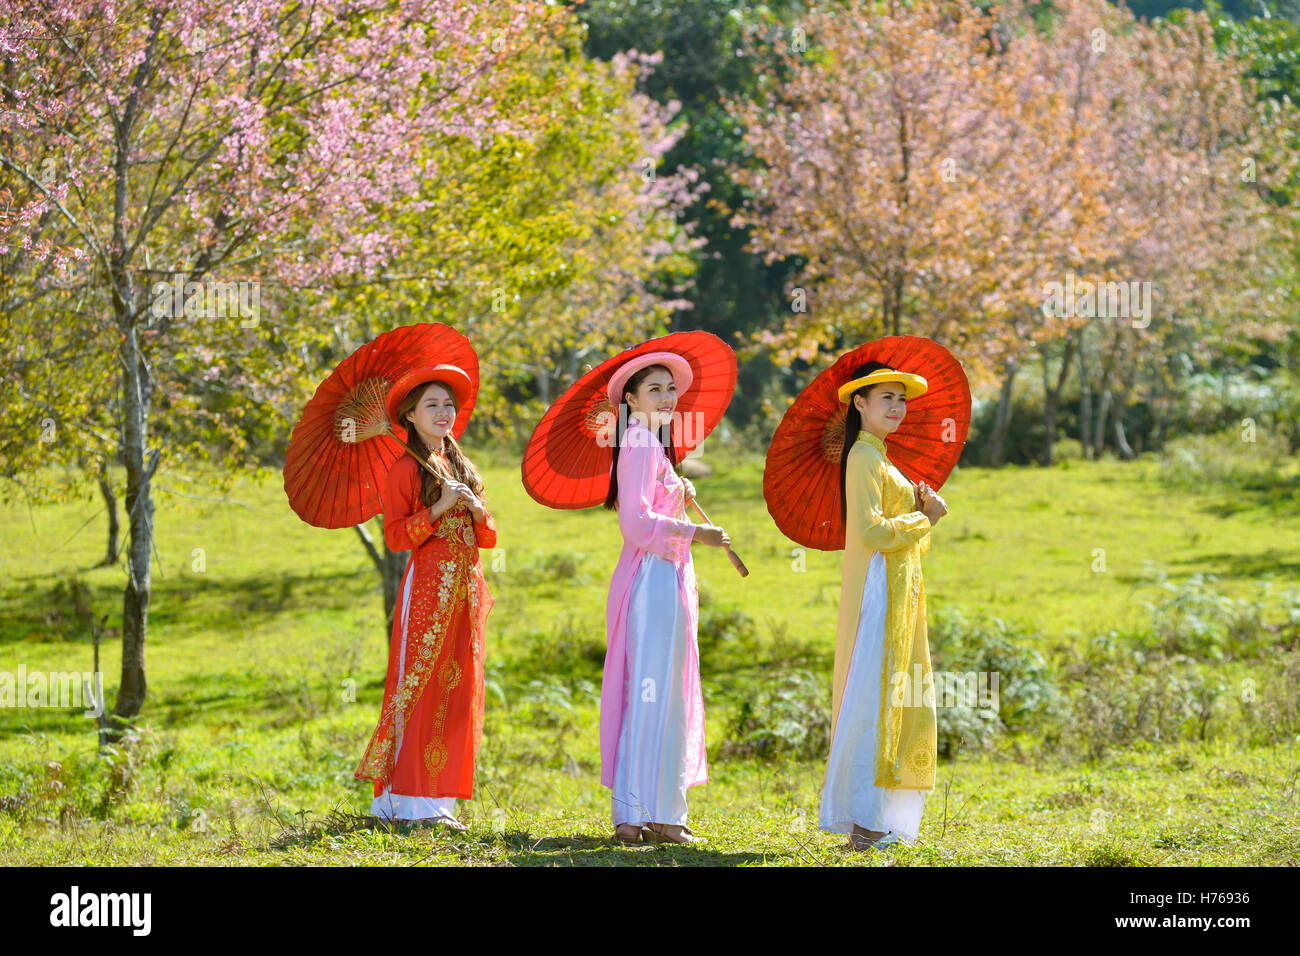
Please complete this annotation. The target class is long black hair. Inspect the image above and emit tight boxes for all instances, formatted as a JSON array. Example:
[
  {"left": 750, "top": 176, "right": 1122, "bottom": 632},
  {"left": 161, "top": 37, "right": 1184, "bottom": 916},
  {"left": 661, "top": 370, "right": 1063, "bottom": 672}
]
[
  {"left": 603, "top": 363, "right": 679, "bottom": 511},
  {"left": 839, "top": 360, "right": 894, "bottom": 523},
  {"left": 395, "top": 380, "right": 486, "bottom": 508}
]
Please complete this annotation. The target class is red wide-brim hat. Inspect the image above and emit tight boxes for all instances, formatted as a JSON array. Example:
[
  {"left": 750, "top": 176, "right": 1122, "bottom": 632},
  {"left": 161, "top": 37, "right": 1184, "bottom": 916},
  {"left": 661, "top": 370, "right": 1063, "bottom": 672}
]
[{"left": 386, "top": 363, "right": 475, "bottom": 432}]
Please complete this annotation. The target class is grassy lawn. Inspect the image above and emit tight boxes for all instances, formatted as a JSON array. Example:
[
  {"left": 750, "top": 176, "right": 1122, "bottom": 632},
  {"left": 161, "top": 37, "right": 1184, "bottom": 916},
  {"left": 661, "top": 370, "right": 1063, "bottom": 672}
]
[{"left": 2, "top": 437, "right": 1298, "bottom": 865}]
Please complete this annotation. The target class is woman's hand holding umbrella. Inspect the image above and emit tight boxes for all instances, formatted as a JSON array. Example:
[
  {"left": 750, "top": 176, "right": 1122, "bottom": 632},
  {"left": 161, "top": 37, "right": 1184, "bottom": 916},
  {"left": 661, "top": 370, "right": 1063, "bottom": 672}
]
[
  {"left": 429, "top": 477, "right": 484, "bottom": 523},
  {"left": 453, "top": 481, "right": 486, "bottom": 522},
  {"left": 917, "top": 482, "right": 948, "bottom": 525}
]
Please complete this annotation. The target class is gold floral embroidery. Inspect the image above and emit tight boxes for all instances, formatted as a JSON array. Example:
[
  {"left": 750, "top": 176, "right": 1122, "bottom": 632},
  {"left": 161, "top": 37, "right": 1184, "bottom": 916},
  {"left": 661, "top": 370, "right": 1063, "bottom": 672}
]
[
  {"left": 407, "top": 509, "right": 433, "bottom": 547},
  {"left": 427, "top": 656, "right": 463, "bottom": 781},
  {"left": 353, "top": 555, "right": 470, "bottom": 784},
  {"left": 424, "top": 740, "right": 448, "bottom": 775},
  {"left": 355, "top": 496, "right": 496, "bottom": 788},
  {"left": 435, "top": 508, "right": 479, "bottom": 552}
]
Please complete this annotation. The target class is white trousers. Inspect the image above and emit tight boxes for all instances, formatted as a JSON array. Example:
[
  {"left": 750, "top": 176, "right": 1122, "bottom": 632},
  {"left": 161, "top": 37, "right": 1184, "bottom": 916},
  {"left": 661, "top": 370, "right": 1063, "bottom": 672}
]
[
  {"left": 819, "top": 551, "right": 926, "bottom": 843},
  {"left": 611, "top": 552, "right": 691, "bottom": 826},
  {"left": 370, "top": 789, "right": 458, "bottom": 821}
]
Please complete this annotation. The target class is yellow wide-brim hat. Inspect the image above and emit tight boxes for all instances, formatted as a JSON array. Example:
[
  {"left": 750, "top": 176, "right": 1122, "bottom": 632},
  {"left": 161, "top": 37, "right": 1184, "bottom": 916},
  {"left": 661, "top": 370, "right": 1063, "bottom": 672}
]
[{"left": 836, "top": 367, "right": 928, "bottom": 403}]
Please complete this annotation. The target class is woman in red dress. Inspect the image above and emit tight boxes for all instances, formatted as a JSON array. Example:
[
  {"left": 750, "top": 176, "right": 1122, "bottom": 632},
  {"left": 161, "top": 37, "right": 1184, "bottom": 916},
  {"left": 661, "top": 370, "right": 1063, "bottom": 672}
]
[{"left": 355, "top": 364, "right": 497, "bottom": 829}]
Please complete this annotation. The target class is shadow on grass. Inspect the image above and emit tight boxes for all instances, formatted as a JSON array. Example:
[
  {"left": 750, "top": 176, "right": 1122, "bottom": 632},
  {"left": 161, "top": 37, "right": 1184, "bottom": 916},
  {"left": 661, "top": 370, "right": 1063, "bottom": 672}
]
[
  {"left": 258, "top": 815, "right": 800, "bottom": 865},
  {"left": 493, "top": 831, "right": 779, "bottom": 866},
  {"left": 1193, "top": 480, "right": 1300, "bottom": 519},
  {"left": 0, "top": 568, "right": 375, "bottom": 647},
  {"left": 1167, "top": 549, "right": 1300, "bottom": 582},
  {"left": 0, "top": 665, "right": 383, "bottom": 741}
]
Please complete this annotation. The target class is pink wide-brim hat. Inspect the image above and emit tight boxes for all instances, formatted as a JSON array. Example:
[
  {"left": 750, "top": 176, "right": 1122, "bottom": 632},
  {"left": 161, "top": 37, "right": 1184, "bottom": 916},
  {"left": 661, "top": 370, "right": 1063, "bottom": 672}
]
[{"left": 605, "top": 351, "right": 694, "bottom": 405}]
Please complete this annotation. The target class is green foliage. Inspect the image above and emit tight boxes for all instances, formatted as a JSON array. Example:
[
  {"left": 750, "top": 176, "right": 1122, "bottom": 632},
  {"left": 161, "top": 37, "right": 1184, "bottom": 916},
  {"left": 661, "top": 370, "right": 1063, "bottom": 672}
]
[
  {"left": 719, "top": 668, "right": 830, "bottom": 760},
  {"left": 576, "top": 0, "right": 810, "bottom": 431},
  {"left": 1238, "top": 646, "right": 1300, "bottom": 744},
  {"left": 1138, "top": 570, "right": 1279, "bottom": 660},
  {"left": 1051, "top": 643, "right": 1227, "bottom": 760},
  {"left": 697, "top": 593, "right": 759, "bottom": 659},
  {"left": 5, "top": 453, "right": 1300, "bottom": 863},
  {"left": 930, "top": 608, "right": 1065, "bottom": 748},
  {"left": 333, "top": 12, "right": 701, "bottom": 449},
  {"left": 516, "top": 676, "right": 600, "bottom": 729},
  {"left": 1157, "top": 428, "right": 1300, "bottom": 495}
]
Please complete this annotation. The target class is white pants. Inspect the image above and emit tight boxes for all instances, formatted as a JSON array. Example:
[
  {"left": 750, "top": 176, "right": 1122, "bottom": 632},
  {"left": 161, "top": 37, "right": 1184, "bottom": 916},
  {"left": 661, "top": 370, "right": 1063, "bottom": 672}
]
[
  {"left": 819, "top": 551, "right": 927, "bottom": 843},
  {"left": 611, "top": 552, "right": 692, "bottom": 826},
  {"left": 370, "top": 788, "right": 458, "bottom": 822}
]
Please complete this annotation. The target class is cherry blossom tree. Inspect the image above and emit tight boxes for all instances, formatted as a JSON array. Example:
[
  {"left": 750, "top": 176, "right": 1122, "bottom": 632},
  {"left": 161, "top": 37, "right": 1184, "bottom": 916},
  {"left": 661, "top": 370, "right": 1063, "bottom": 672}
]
[{"left": 0, "top": 0, "right": 554, "bottom": 720}]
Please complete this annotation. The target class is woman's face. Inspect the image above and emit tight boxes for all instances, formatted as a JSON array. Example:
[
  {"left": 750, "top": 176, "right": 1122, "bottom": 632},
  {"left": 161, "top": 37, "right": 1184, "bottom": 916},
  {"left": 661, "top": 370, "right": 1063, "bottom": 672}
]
[
  {"left": 624, "top": 367, "right": 677, "bottom": 432},
  {"left": 854, "top": 382, "right": 907, "bottom": 437},
  {"left": 404, "top": 382, "right": 456, "bottom": 447}
]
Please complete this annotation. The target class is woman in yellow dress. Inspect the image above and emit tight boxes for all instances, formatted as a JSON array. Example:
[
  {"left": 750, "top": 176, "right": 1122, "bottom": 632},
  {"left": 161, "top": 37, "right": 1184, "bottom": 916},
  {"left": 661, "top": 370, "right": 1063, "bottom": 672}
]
[{"left": 819, "top": 360, "right": 949, "bottom": 851}]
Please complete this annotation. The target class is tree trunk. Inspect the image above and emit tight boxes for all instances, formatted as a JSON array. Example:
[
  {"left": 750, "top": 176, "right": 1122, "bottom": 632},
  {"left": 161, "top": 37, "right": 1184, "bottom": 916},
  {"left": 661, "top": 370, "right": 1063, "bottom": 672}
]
[
  {"left": 355, "top": 518, "right": 409, "bottom": 644},
  {"left": 983, "top": 359, "right": 1018, "bottom": 466},
  {"left": 1089, "top": 324, "right": 1124, "bottom": 458},
  {"left": 1078, "top": 330, "right": 1092, "bottom": 460},
  {"left": 1112, "top": 365, "right": 1137, "bottom": 461},
  {"left": 110, "top": 77, "right": 158, "bottom": 725},
  {"left": 535, "top": 365, "right": 550, "bottom": 406},
  {"left": 380, "top": 542, "right": 407, "bottom": 641},
  {"left": 114, "top": 320, "right": 156, "bottom": 723},
  {"left": 1039, "top": 332, "right": 1078, "bottom": 467},
  {"left": 1114, "top": 402, "right": 1135, "bottom": 459},
  {"left": 1157, "top": 376, "right": 1173, "bottom": 452},
  {"left": 97, "top": 458, "right": 119, "bottom": 568},
  {"left": 1092, "top": 388, "right": 1112, "bottom": 457}
]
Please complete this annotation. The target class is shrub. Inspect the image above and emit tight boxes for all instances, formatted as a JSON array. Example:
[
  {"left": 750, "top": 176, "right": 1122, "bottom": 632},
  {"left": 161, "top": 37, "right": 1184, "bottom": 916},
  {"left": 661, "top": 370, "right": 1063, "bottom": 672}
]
[
  {"left": 719, "top": 669, "right": 830, "bottom": 761},
  {"left": 1237, "top": 647, "right": 1300, "bottom": 746},
  {"left": 1155, "top": 425, "right": 1297, "bottom": 495},
  {"left": 1050, "top": 645, "right": 1226, "bottom": 762},
  {"left": 1140, "top": 570, "right": 1277, "bottom": 661},
  {"left": 928, "top": 607, "right": 1065, "bottom": 756},
  {"left": 696, "top": 588, "right": 760, "bottom": 670}
]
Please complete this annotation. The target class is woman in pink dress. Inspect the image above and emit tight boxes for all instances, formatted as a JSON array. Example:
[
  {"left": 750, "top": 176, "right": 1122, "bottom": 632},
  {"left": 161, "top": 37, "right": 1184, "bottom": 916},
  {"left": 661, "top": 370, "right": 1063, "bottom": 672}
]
[{"left": 600, "top": 351, "right": 731, "bottom": 845}]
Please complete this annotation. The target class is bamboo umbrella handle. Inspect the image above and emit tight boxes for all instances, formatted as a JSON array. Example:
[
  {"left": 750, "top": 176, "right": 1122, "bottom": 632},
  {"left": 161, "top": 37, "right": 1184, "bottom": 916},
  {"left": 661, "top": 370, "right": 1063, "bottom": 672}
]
[
  {"left": 385, "top": 426, "right": 453, "bottom": 483},
  {"left": 689, "top": 499, "right": 749, "bottom": 578}
]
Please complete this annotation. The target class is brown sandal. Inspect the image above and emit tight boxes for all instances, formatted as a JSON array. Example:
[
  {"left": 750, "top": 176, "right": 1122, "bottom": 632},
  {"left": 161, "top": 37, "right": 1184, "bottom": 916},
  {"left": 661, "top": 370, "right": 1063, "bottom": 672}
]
[
  {"left": 613, "top": 823, "right": 645, "bottom": 844},
  {"left": 643, "top": 823, "right": 704, "bottom": 845},
  {"left": 849, "top": 825, "right": 887, "bottom": 850}
]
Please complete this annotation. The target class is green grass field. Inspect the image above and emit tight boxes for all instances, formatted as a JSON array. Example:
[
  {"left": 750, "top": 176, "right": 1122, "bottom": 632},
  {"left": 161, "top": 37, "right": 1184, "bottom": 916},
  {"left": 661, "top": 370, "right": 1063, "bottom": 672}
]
[{"left": 2, "top": 434, "right": 1298, "bottom": 865}]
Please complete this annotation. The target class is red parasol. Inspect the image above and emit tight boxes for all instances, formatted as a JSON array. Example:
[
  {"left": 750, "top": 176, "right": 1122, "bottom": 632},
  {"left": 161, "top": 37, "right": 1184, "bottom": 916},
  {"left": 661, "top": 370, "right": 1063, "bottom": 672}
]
[
  {"left": 522, "top": 331, "right": 748, "bottom": 575},
  {"left": 283, "top": 322, "right": 480, "bottom": 529},
  {"left": 521, "top": 331, "right": 737, "bottom": 509},
  {"left": 763, "top": 335, "right": 970, "bottom": 551}
]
